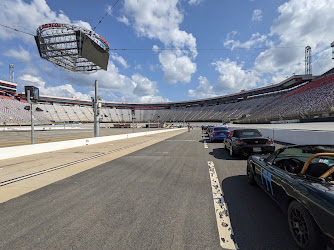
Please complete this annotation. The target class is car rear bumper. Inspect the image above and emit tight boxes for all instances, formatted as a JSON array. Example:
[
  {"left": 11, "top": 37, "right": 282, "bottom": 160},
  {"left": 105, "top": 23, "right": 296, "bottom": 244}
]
[
  {"left": 233, "top": 145, "right": 275, "bottom": 155},
  {"left": 211, "top": 136, "right": 227, "bottom": 141}
]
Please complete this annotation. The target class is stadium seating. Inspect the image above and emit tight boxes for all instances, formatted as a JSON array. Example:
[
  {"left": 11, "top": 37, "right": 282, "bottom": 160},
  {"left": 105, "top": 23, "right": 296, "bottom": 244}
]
[{"left": 0, "top": 70, "right": 333, "bottom": 125}]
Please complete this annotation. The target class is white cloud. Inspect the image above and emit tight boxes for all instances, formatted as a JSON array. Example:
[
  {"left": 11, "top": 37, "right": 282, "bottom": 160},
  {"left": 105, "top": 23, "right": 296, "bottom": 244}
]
[
  {"left": 159, "top": 50, "right": 196, "bottom": 83},
  {"left": 255, "top": 0, "right": 334, "bottom": 75},
  {"left": 123, "top": 0, "right": 195, "bottom": 49},
  {"left": 132, "top": 74, "right": 158, "bottom": 96},
  {"left": 4, "top": 46, "right": 31, "bottom": 62},
  {"left": 213, "top": 59, "right": 259, "bottom": 92},
  {"left": 130, "top": 74, "right": 170, "bottom": 102},
  {"left": 138, "top": 95, "right": 169, "bottom": 103},
  {"left": 111, "top": 53, "right": 129, "bottom": 68},
  {"left": 188, "top": 0, "right": 203, "bottom": 5},
  {"left": 62, "top": 61, "right": 167, "bottom": 103},
  {"left": 135, "top": 64, "right": 142, "bottom": 70},
  {"left": 188, "top": 76, "right": 216, "bottom": 99},
  {"left": 252, "top": 9, "right": 262, "bottom": 22},
  {"left": 122, "top": 0, "right": 197, "bottom": 83},
  {"left": 152, "top": 45, "right": 159, "bottom": 52},
  {"left": 20, "top": 64, "right": 40, "bottom": 77},
  {"left": 72, "top": 20, "right": 92, "bottom": 30},
  {"left": 117, "top": 15, "right": 130, "bottom": 26},
  {"left": 0, "top": 0, "right": 91, "bottom": 41},
  {"left": 224, "top": 32, "right": 271, "bottom": 50},
  {"left": 18, "top": 74, "right": 91, "bottom": 100}
]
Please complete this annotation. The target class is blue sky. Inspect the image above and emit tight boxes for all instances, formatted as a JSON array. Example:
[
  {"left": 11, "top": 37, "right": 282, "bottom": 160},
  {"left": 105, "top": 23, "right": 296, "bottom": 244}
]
[{"left": 0, "top": 0, "right": 334, "bottom": 103}]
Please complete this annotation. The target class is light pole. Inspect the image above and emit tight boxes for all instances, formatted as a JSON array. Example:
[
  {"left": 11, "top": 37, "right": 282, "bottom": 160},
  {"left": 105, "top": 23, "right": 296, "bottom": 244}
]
[
  {"left": 93, "top": 80, "right": 100, "bottom": 137},
  {"left": 24, "top": 86, "right": 39, "bottom": 144},
  {"left": 132, "top": 109, "right": 135, "bottom": 133}
]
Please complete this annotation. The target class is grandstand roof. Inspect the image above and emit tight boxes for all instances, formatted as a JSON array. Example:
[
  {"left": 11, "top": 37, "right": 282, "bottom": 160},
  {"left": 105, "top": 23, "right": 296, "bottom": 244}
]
[{"left": 0, "top": 80, "right": 17, "bottom": 95}]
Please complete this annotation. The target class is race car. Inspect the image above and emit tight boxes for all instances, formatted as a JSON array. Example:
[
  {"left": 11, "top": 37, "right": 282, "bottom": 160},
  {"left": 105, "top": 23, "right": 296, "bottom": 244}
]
[
  {"left": 224, "top": 129, "right": 275, "bottom": 157},
  {"left": 246, "top": 145, "right": 334, "bottom": 250},
  {"left": 208, "top": 126, "right": 231, "bottom": 142}
]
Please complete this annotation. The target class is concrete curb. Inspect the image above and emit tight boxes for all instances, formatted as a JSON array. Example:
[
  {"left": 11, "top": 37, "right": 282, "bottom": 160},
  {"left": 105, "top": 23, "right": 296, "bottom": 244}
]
[{"left": 0, "top": 128, "right": 186, "bottom": 160}]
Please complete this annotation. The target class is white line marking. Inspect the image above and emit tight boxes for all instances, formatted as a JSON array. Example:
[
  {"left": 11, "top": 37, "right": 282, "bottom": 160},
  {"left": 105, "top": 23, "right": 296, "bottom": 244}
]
[
  {"left": 204, "top": 141, "right": 208, "bottom": 149},
  {"left": 166, "top": 140, "right": 197, "bottom": 142},
  {"left": 207, "top": 161, "right": 237, "bottom": 249}
]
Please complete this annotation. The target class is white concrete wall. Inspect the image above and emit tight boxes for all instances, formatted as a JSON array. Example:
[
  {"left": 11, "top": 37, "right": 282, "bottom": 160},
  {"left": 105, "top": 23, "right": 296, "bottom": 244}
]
[
  {"left": 0, "top": 128, "right": 186, "bottom": 161},
  {"left": 229, "top": 126, "right": 334, "bottom": 145}
]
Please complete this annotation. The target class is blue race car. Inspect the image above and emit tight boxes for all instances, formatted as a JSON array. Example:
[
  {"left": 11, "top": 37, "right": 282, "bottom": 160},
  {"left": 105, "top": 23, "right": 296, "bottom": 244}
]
[{"left": 209, "top": 126, "right": 231, "bottom": 142}]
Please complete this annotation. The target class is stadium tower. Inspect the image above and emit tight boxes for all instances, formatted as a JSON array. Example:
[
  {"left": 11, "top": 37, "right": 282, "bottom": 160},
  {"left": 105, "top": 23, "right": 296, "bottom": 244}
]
[
  {"left": 305, "top": 46, "right": 312, "bottom": 75},
  {"left": 9, "top": 64, "right": 14, "bottom": 83}
]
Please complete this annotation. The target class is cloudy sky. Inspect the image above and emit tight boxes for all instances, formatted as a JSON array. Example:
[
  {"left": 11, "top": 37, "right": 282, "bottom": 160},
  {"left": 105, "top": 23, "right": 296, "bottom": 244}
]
[{"left": 0, "top": 0, "right": 333, "bottom": 103}]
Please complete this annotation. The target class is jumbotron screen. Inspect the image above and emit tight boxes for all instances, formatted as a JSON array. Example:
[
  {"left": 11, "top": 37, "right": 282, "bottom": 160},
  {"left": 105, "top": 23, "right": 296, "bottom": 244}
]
[{"left": 81, "top": 33, "right": 109, "bottom": 71}]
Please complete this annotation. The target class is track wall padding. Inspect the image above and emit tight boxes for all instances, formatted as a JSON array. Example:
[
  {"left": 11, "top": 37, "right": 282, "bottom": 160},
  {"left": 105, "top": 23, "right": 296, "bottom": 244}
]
[{"left": 229, "top": 127, "right": 334, "bottom": 145}]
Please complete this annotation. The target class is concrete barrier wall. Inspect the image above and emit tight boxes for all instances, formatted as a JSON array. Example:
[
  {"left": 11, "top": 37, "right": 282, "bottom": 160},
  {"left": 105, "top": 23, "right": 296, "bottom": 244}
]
[
  {"left": 0, "top": 128, "right": 186, "bottom": 161},
  {"left": 229, "top": 126, "right": 334, "bottom": 145}
]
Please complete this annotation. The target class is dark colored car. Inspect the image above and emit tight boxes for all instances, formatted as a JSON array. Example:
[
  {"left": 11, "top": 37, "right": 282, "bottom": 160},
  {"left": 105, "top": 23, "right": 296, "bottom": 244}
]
[
  {"left": 224, "top": 129, "right": 275, "bottom": 157},
  {"left": 208, "top": 126, "right": 231, "bottom": 142},
  {"left": 247, "top": 145, "right": 334, "bottom": 250}
]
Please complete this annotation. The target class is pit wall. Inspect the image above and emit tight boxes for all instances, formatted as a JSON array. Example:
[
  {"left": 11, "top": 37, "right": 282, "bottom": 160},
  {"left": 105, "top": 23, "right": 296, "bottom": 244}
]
[
  {"left": 229, "top": 126, "right": 334, "bottom": 145},
  {"left": 0, "top": 128, "right": 186, "bottom": 161}
]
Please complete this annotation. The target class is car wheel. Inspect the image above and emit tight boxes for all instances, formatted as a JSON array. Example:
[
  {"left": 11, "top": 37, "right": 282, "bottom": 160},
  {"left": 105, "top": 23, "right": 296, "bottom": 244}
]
[
  {"left": 288, "top": 201, "right": 321, "bottom": 250},
  {"left": 229, "top": 147, "right": 234, "bottom": 157},
  {"left": 247, "top": 165, "right": 255, "bottom": 185}
]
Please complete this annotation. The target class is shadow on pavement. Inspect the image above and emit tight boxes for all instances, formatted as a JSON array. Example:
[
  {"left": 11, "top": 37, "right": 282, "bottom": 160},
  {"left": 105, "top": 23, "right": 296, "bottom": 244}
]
[
  {"left": 222, "top": 175, "right": 298, "bottom": 250},
  {"left": 209, "top": 148, "right": 245, "bottom": 161}
]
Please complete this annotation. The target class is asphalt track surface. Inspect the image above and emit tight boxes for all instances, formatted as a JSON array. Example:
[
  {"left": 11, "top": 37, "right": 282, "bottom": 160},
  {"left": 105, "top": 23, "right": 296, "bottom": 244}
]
[{"left": 0, "top": 129, "right": 298, "bottom": 249}]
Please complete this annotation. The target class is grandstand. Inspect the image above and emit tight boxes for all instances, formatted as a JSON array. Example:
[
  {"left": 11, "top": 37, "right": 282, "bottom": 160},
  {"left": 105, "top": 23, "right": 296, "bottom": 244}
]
[{"left": 0, "top": 69, "right": 333, "bottom": 126}]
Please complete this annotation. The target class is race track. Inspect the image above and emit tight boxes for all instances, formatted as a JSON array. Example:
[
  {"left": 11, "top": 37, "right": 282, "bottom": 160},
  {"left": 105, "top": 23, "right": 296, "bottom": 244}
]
[{"left": 0, "top": 128, "right": 299, "bottom": 249}]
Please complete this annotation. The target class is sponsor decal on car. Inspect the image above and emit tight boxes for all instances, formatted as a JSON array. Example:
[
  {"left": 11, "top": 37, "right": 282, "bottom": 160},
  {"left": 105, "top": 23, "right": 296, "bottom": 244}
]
[
  {"left": 319, "top": 159, "right": 330, "bottom": 165},
  {"left": 261, "top": 168, "right": 274, "bottom": 196}
]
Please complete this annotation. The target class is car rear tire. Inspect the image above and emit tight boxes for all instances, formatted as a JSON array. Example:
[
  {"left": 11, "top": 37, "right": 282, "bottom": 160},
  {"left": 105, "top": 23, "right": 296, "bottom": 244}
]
[
  {"left": 288, "top": 201, "right": 321, "bottom": 250},
  {"left": 247, "top": 165, "right": 255, "bottom": 185}
]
